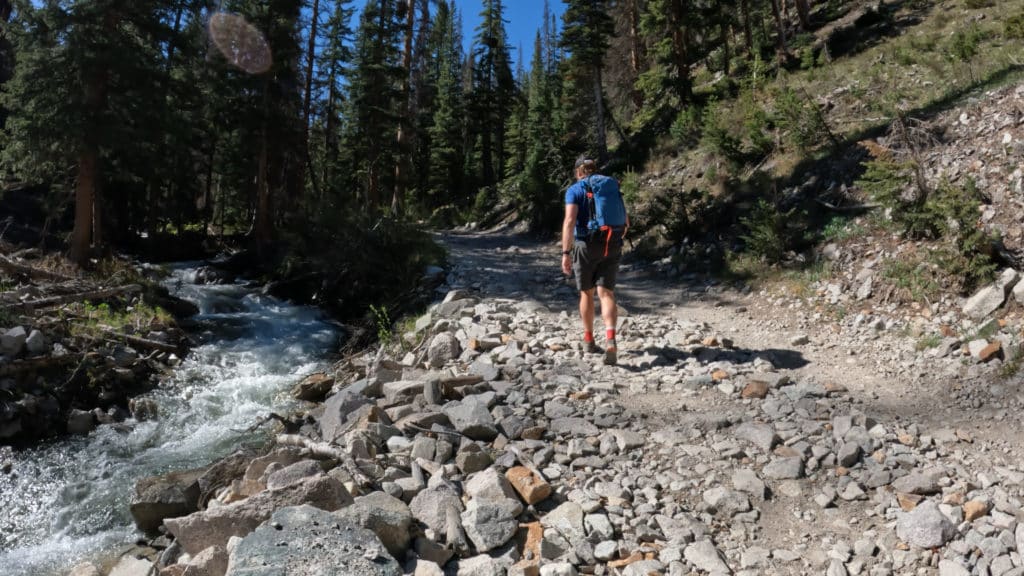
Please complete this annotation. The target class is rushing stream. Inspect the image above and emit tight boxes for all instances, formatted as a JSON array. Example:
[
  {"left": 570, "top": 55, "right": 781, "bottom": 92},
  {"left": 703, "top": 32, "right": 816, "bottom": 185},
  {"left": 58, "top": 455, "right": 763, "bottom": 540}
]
[{"left": 0, "top": 265, "right": 339, "bottom": 576}]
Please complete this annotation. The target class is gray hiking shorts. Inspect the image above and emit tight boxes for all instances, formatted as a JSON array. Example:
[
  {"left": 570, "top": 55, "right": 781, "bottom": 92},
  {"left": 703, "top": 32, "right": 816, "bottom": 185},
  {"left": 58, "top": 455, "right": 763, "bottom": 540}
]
[{"left": 572, "top": 232, "right": 624, "bottom": 292}]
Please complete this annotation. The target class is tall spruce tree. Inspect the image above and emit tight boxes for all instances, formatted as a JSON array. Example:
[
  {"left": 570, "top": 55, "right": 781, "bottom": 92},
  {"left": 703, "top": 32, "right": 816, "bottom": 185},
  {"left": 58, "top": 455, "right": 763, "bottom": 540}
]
[
  {"left": 560, "top": 0, "right": 614, "bottom": 161},
  {"left": 637, "top": 0, "right": 693, "bottom": 114},
  {"left": 426, "top": 0, "right": 464, "bottom": 207},
  {"left": 313, "top": 0, "right": 354, "bottom": 200},
  {"left": 1, "top": 0, "right": 174, "bottom": 263},
  {"left": 471, "top": 0, "right": 514, "bottom": 188},
  {"left": 345, "top": 0, "right": 403, "bottom": 212}
]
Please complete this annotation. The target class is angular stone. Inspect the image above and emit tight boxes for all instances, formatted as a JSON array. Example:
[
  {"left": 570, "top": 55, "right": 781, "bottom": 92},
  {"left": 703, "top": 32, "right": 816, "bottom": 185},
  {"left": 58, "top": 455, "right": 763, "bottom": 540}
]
[
  {"left": 165, "top": 475, "right": 352, "bottom": 556},
  {"left": 68, "top": 563, "right": 101, "bottom": 576},
  {"left": 892, "top": 472, "right": 941, "bottom": 495},
  {"left": 265, "top": 460, "right": 323, "bottom": 491},
  {"left": 466, "top": 468, "right": 520, "bottom": 504},
  {"left": 334, "top": 491, "right": 413, "bottom": 558},
  {"left": 225, "top": 505, "right": 400, "bottom": 576},
  {"left": 67, "top": 409, "right": 96, "bottom": 435},
  {"left": 964, "top": 269, "right": 1018, "bottom": 320},
  {"left": 184, "top": 545, "right": 228, "bottom": 576},
  {"left": 837, "top": 443, "right": 862, "bottom": 468},
  {"left": 443, "top": 402, "right": 498, "bottom": 441},
  {"left": 684, "top": 539, "right": 731, "bottom": 574},
  {"left": 409, "top": 486, "right": 463, "bottom": 534},
  {"left": 292, "top": 372, "right": 334, "bottom": 401},
  {"left": 763, "top": 457, "right": 804, "bottom": 480},
  {"left": 107, "top": 556, "right": 153, "bottom": 576},
  {"left": 457, "top": 555, "right": 506, "bottom": 576},
  {"left": 734, "top": 422, "right": 779, "bottom": 453},
  {"left": 549, "top": 417, "right": 599, "bottom": 437},
  {"left": 320, "top": 383, "right": 375, "bottom": 442},
  {"left": 25, "top": 329, "right": 47, "bottom": 355},
  {"left": 938, "top": 559, "right": 970, "bottom": 576},
  {"left": 732, "top": 469, "right": 766, "bottom": 500},
  {"left": 702, "top": 487, "right": 751, "bottom": 516},
  {"left": 461, "top": 498, "right": 519, "bottom": 552},
  {"left": 896, "top": 501, "right": 957, "bottom": 549},
  {"left": 428, "top": 332, "right": 461, "bottom": 368},
  {"left": 541, "top": 502, "right": 586, "bottom": 544},
  {"left": 0, "top": 326, "right": 27, "bottom": 357},
  {"left": 963, "top": 500, "right": 990, "bottom": 522},
  {"left": 741, "top": 380, "right": 769, "bottom": 399},
  {"left": 456, "top": 445, "right": 493, "bottom": 474},
  {"left": 506, "top": 466, "right": 552, "bottom": 505},
  {"left": 130, "top": 467, "right": 204, "bottom": 533}
]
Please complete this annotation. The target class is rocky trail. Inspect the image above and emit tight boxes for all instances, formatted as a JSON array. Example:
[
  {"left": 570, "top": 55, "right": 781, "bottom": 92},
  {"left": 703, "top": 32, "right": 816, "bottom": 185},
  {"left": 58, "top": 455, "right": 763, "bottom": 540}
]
[{"left": 89, "top": 229, "right": 1024, "bottom": 576}]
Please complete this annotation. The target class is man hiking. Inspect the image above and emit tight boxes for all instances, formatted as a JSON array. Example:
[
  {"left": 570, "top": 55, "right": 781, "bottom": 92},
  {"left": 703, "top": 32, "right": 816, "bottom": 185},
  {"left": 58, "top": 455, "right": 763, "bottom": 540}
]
[{"left": 560, "top": 157, "right": 629, "bottom": 366}]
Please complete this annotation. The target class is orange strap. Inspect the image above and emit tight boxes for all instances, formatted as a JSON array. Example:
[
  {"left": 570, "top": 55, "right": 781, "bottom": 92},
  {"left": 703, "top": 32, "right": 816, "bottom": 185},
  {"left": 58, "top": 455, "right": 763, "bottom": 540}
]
[{"left": 601, "top": 225, "right": 613, "bottom": 257}]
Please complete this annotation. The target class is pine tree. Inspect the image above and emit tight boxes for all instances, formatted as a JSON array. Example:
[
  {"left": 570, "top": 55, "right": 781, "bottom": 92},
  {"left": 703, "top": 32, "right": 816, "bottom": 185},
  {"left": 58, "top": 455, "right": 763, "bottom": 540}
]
[
  {"left": 314, "top": 0, "right": 355, "bottom": 198},
  {"left": 471, "top": 0, "right": 514, "bottom": 188},
  {"left": 427, "top": 0, "right": 464, "bottom": 207},
  {"left": 637, "top": 0, "right": 694, "bottom": 113},
  {"left": 1, "top": 0, "right": 175, "bottom": 263},
  {"left": 345, "top": 0, "right": 403, "bottom": 212},
  {"left": 561, "top": 0, "right": 614, "bottom": 161}
]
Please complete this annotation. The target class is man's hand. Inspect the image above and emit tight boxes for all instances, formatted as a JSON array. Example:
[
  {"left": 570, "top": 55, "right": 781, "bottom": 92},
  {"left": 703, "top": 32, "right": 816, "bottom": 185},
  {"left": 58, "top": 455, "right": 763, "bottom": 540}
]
[{"left": 561, "top": 253, "right": 572, "bottom": 276}]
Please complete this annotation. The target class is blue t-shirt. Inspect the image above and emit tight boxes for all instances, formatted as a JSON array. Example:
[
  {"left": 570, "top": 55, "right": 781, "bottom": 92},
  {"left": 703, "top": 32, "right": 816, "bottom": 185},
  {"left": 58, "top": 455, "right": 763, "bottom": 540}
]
[{"left": 565, "top": 174, "right": 625, "bottom": 240}]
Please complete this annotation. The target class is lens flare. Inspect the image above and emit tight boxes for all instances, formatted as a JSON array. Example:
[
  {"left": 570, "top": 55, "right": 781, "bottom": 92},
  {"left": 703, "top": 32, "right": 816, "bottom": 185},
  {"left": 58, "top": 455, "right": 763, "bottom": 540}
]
[{"left": 208, "top": 12, "right": 272, "bottom": 74}]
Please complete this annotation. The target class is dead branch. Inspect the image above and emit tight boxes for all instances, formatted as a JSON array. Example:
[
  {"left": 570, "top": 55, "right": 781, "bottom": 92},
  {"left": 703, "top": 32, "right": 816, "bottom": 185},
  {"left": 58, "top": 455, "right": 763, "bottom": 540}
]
[
  {"left": 102, "top": 330, "right": 184, "bottom": 355},
  {"left": 275, "top": 433, "right": 374, "bottom": 487},
  {"left": 0, "top": 253, "right": 75, "bottom": 282},
  {"left": 0, "top": 353, "right": 81, "bottom": 377},
  {"left": 10, "top": 284, "right": 143, "bottom": 309}
]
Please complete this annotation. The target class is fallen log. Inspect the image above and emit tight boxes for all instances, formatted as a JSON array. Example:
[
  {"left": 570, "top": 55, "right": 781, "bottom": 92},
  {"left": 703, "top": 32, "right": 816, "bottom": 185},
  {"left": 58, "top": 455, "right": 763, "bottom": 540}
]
[
  {"left": 102, "top": 330, "right": 185, "bottom": 355},
  {"left": 10, "top": 284, "right": 143, "bottom": 309},
  {"left": 0, "top": 253, "right": 75, "bottom": 282},
  {"left": 0, "top": 354, "right": 81, "bottom": 377}
]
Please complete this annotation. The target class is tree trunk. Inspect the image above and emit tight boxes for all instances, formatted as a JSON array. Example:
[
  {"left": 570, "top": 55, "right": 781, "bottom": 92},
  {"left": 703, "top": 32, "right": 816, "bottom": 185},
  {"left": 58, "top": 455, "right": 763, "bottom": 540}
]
[
  {"left": 69, "top": 149, "right": 96, "bottom": 264},
  {"left": 392, "top": 0, "right": 415, "bottom": 216},
  {"left": 628, "top": 0, "right": 644, "bottom": 108},
  {"left": 593, "top": 66, "right": 607, "bottom": 163},
  {"left": 252, "top": 129, "right": 272, "bottom": 247},
  {"left": 794, "top": 0, "right": 811, "bottom": 30},
  {"left": 300, "top": 0, "right": 320, "bottom": 205},
  {"left": 669, "top": 0, "right": 692, "bottom": 102},
  {"left": 770, "top": 0, "right": 788, "bottom": 64},
  {"left": 740, "top": 0, "right": 753, "bottom": 54},
  {"left": 720, "top": 12, "right": 731, "bottom": 75}
]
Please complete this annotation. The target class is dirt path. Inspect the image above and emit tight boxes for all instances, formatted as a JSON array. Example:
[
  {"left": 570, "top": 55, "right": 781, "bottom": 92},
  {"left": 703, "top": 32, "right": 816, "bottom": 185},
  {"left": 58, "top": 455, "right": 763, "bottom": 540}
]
[{"left": 440, "top": 228, "right": 1020, "bottom": 451}]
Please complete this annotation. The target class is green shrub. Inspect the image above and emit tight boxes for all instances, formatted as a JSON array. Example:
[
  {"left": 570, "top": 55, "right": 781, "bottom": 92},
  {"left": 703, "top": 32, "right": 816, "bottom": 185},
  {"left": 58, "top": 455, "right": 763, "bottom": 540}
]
[
  {"left": 739, "top": 90, "right": 774, "bottom": 156},
  {"left": 670, "top": 106, "right": 702, "bottom": 148},
  {"left": 700, "top": 100, "right": 743, "bottom": 166},
  {"left": 774, "top": 87, "right": 835, "bottom": 153},
  {"left": 739, "top": 199, "right": 803, "bottom": 263},
  {"left": 619, "top": 169, "right": 641, "bottom": 205},
  {"left": 1005, "top": 14, "right": 1024, "bottom": 39}
]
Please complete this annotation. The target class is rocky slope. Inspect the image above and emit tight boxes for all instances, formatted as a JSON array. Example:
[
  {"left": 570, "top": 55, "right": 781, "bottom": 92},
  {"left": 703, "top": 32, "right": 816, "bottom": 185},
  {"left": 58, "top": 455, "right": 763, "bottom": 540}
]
[{"left": 69, "top": 229, "right": 1024, "bottom": 576}]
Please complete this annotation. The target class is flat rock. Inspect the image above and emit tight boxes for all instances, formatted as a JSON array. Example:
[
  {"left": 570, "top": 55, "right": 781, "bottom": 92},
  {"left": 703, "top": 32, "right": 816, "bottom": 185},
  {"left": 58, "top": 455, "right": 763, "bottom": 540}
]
[
  {"left": 685, "top": 539, "right": 732, "bottom": 574},
  {"left": 334, "top": 491, "right": 413, "bottom": 558},
  {"left": 549, "top": 417, "right": 599, "bottom": 437},
  {"left": 130, "top": 467, "right": 205, "bottom": 533},
  {"left": 461, "top": 498, "right": 519, "bottom": 551},
  {"left": 896, "top": 500, "right": 957, "bottom": 549},
  {"left": 409, "top": 486, "right": 463, "bottom": 534},
  {"left": 443, "top": 401, "right": 498, "bottom": 441},
  {"left": 225, "top": 505, "right": 400, "bottom": 576}
]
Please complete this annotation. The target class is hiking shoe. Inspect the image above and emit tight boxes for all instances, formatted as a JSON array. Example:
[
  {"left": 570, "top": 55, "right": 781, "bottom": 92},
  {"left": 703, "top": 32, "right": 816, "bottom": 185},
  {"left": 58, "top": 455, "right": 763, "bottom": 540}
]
[
  {"left": 584, "top": 340, "right": 602, "bottom": 354},
  {"left": 603, "top": 340, "right": 617, "bottom": 366}
]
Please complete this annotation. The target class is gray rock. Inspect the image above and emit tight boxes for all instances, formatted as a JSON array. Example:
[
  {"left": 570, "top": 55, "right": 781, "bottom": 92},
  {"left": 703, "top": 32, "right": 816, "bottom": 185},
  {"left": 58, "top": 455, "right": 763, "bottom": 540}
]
[
  {"left": 763, "top": 457, "right": 804, "bottom": 480},
  {"left": 470, "top": 359, "right": 501, "bottom": 382},
  {"left": 540, "top": 562, "right": 578, "bottom": 576},
  {"left": 184, "top": 545, "right": 229, "bottom": 576},
  {"left": 465, "top": 468, "right": 520, "bottom": 505},
  {"left": 409, "top": 486, "right": 463, "bottom": 534},
  {"left": 542, "top": 501, "right": 586, "bottom": 544},
  {"left": 440, "top": 404, "right": 494, "bottom": 442},
  {"left": 733, "top": 422, "right": 779, "bottom": 453},
  {"left": 594, "top": 540, "right": 618, "bottom": 561},
  {"left": 0, "top": 326, "right": 26, "bottom": 357},
  {"left": 67, "top": 563, "right": 102, "bottom": 576},
  {"left": 265, "top": 460, "right": 323, "bottom": 490},
  {"left": 225, "top": 505, "right": 400, "bottom": 576},
  {"left": 456, "top": 554, "right": 506, "bottom": 576},
  {"left": 623, "top": 561, "right": 665, "bottom": 576},
  {"left": 731, "top": 469, "right": 766, "bottom": 500},
  {"left": 896, "top": 501, "right": 957, "bottom": 549},
  {"left": 334, "top": 491, "right": 413, "bottom": 559},
  {"left": 702, "top": 487, "right": 751, "bottom": 517},
  {"left": 455, "top": 444, "right": 493, "bottom": 474},
  {"left": 964, "top": 269, "right": 1018, "bottom": 320},
  {"left": 107, "top": 556, "right": 153, "bottom": 576},
  {"left": 827, "top": 559, "right": 848, "bottom": 576},
  {"left": 461, "top": 498, "right": 518, "bottom": 552},
  {"left": 684, "top": 539, "right": 732, "bottom": 574},
  {"left": 24, "top": 329, "right": 46, "bottom": 355},
  {"left": 67, "top": 409, "right": 95, "bottom": 435},
  {"left": 584, "top": 513, "right": 615, "bottom": 540},
  {"left": 129, "top": 467, "right": 204, "bottom": 533},
  {"left": 320, "top": 382, "right": 375, "bottom": 442},
  {"left": 428, "top": 332, "right": 461, "bottom": 368},
  {"left": 837, "top": 443, "right": 862, "bottom": 467},
  {"left": 938, "top": 559, "right": 971, "bottom": 576},
  {"left": 165, "top": 474, "right": 353, "bottom": 556},
  {"left": 549, "top": 417, "right": 599, "bottom": 437},
  {"left": 892, "top": 472, "right": 941, "bottom": 495}
]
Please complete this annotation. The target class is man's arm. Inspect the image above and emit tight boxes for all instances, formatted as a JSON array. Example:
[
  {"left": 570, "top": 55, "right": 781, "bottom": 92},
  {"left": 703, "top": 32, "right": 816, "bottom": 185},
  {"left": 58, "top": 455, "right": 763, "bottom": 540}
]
[{"left": 561, "top": 203, "right": 578, "bottom": 275}]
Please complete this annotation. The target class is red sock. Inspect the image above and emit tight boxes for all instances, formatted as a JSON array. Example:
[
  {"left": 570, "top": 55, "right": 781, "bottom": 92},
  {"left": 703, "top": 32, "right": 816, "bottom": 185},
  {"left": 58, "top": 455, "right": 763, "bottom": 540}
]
[
  {"left": 606, "top": 329, "right": 616, "bottom": 341},
  {"left": 584, "top": 331, "right": 594, "bottom": 342}
]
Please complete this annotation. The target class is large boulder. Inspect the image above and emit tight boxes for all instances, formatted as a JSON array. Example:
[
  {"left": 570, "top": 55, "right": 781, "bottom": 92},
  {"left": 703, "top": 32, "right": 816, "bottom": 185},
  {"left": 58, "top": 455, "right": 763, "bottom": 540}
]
[
  {"left": 427, "top": 332, "right": 461, "bottom": 368},
  {"left": 334, "top": 491, "right": 414, "bottom": 559},
  {"left": 130, "top": 467, "right": 206, "bottom": 533},
  {"left": 320, "top": 380, "right": 376, "bottom": 442},
  {"left": 1, "top": 326, "right": 27, "bottom": 357},
  {"left": 897, "top": 500, "right": 957, "bottom": 549},
  {"left": 964, "top": 268, "right": 1019, "bottom": 320},
  {"left": 165, "top": 474, "right": 352, "bottom": 555},
  {"left": 226, "top": 505, "right": 401, "bottom": 576}
]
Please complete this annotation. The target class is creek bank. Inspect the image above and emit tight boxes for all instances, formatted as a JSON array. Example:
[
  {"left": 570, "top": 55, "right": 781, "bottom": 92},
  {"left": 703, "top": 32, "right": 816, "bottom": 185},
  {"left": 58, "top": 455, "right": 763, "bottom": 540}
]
[{"left": 0, "top": 253, "right": 196, "bottom": 446}]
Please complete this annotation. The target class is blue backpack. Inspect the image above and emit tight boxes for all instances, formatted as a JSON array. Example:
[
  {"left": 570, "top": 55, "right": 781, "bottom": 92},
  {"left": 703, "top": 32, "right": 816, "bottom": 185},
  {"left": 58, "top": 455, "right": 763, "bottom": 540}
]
[
  {"left": 583, "top": 174, "right": 626, "bottom": 230},
  {"left": 582, "top": 175, "right": 627, "bottom": 255}
]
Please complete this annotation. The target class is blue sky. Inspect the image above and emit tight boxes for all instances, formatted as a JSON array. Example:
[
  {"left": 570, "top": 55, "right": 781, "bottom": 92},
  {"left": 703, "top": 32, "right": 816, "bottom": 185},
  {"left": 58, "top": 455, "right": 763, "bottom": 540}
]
[{"left": 456, "top": 0, "right": 564, "bottom": 68}]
